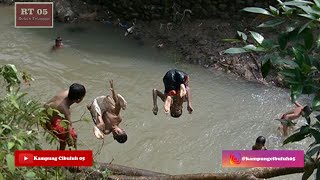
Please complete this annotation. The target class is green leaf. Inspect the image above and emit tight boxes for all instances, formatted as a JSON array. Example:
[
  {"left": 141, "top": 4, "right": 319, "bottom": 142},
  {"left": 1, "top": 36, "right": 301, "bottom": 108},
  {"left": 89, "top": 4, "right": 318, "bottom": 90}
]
[
  {"left": 269, "top": 5, "right": 279, "bottom": 15},
  {"left": 258, "top": 19, "right": 285, "bottom": 28},
  {"left": 261, "top": 59, "right": 272, "bottom": 78},
  {"left": 35, "top": 143, "right": 42, "bottom": 150},
  {"left": 292, "top": 47, "right": 305, "bottom": 66},
  {"left": 316, "top": 166, "right": 320, "bottom": 180},
  {"left": 283, "top": 125, "right": 311, "bottom": 145},
  {"left": 283, "top": 60, "right": 299, "bottom": 68},
  {"left": 0, "top": 152, "right": 5, "bottom": 161},
  {"left": 303, "top": 29, "right": 314, "bottom": 50},
  {"left": 7, "top": 142, "right": 14, "bottom": 150},
  {"left": 250, "top": 31, "right": 264, "bottom": 44},
  {"left": 317, "top": 34, "right": 320, "bottom": 49},
  {"left": 302, "top": 167, "right": 315, "bottom": 180},
  {"left": 243, "top": 44, "right": 257, "bottom": 51},
  {"left": 221, "top": 38, "right": 242, "bottom": 43},
  {"left": 242, "top": 7, "right": 273, "bottom": 16},
  {"left": 223, "top": 48, "right": 247, "bottom": 54},
  {"left": 291, "top": 85, "right": 303, "bottom": 102},
  {"left": 237, "top": 31, "right": 247, "bottom": 41},
  {"left": 6, "top": 154, "right": 14, "bottom": 174},
  {"left": 314, "top": 0, "right": 320, "bottom": 8},
  {"left": 10, "top": 98, "right": 19, "bottom": 109},
  {"left": 299, "top": 21, "right": 313, "bottom": 34},
  {"left": 312, "top": 94, "right": 320, "bottom": 110},
  {"left": 281, "top": 68, "right": 297, "bottom": 78},
  {"left": 0, "top": 172, "right": 3, "bottom": 180},
  {"left": 310, "top": 128, "right": 320, "bottom": 143},
  {"left": 26, "top": 171, "right": 36, "bottom": 179},
  {"left": 298, "top": 13, "right": 317, "bottom": 21},
  {"left": 306, "top": 143, "right": 320, "bottom": 157},
  {"left": 278, "top": 33, "right": 288, "bottom": 50},
  {"left": 2, "top": 125, "right": 12, "bottom": 131},
  {"left": 283, "top": 0, "right": 314, "bottom": 6}
]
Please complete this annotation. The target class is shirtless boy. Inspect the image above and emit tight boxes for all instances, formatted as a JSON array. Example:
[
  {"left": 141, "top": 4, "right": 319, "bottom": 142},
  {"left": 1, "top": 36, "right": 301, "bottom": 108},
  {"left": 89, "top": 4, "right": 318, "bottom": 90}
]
[
  {"left": 87, "top": 80, "right": 128, "bottom": 143},
  {"left": 44, "top": 83, "right": 86, "bottom": 150},
  {"left": 277, "top": 101, "right": 312, "bottom": 136}
]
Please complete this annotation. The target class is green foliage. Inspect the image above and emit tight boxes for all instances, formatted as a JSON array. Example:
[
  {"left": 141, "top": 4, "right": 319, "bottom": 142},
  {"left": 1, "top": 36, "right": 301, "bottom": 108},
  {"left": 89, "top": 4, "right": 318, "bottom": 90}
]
[
  {"left": 0, "top": 64, "right": 101, "bottom": 179},
  {"left": 224, "top": 0, "right": 320, "bottom": 178}
]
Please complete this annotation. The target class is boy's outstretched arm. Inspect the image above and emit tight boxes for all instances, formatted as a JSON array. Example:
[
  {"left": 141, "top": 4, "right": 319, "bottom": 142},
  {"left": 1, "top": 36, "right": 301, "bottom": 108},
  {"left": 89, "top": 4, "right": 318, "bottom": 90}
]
[{"left": 294, "top": 101, "right": 303, "bottom": 107}]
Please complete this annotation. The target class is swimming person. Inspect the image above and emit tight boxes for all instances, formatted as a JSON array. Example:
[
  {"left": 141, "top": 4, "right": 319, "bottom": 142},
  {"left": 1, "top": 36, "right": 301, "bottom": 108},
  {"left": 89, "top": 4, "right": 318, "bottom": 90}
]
[
  {"left": 277, "top": 101, "right": 312, "bottom": 136},
  {"left": 52, "top": 36, "right": 63, "bottom": 51},
  {"left": 87, "top": 80, "right": 128, "bottom": 143},
  {"left": 252, "top": 136, "right": 267, "bottom": 150},
  {"left": 152, "top": 69, "right": 193, "bottom": 118},
  {"left": 44, "top": 83, "right": 86, "bottom": 150}
]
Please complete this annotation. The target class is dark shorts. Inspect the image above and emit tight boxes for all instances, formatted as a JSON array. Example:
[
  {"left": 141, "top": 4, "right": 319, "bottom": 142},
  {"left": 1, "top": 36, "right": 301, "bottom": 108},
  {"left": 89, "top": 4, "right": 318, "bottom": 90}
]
[
  {"left": 277, "top": 119, "right": 296, "bottom": 127},
  {"left": 163, "top": 69, "right": 189, "bottom": 94}
]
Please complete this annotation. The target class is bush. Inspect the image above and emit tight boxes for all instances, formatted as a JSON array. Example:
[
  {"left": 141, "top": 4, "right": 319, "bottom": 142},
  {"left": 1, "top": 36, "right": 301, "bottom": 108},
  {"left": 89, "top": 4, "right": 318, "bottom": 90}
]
[{"left": 224, "top": 1, "right": 320, "bottom": 179}]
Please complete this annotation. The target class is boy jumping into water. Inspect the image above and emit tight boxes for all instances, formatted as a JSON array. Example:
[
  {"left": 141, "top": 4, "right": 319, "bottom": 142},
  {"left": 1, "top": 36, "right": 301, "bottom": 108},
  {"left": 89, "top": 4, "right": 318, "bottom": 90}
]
[
  {"left": 277, "top": 101, "right": 312, "bottom": 136},
  {"left": 152, "top": 69, "right": 193, "bottom": 118},
  {"left": 87, "top": 80, "right": 128, "bottom": 143},
  {"left": 44, "top": 83, "right": 86, "bottom": 150}
]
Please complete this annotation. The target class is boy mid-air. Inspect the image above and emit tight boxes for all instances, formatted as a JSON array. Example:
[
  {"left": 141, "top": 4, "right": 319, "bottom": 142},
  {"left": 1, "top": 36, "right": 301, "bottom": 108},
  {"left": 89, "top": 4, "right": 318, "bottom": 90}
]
[
  {"left": 152, "top": 69, "right": 193, "bottom": 118},
  {"left": 277, "top": 101, "right": 312, "bottom": 136},
  {"left": 87, "top": 80, "right": 128, "bottom": 143},
  {"left": 44, "top": 83, "right": 86, "bottom": 150}
]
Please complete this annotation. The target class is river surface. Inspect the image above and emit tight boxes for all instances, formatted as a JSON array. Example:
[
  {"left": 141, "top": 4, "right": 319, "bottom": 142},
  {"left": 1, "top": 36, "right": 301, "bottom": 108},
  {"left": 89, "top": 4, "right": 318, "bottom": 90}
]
[{"left": 0, "top": 6, "right": 314, "bottom": 179}]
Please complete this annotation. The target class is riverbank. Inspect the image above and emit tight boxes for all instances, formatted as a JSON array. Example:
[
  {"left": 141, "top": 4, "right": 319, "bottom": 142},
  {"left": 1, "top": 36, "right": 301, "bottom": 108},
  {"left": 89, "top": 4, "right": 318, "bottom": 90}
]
[
  {"left": 88, "top": 4, "right": 285, "bottom": 87},
  {"left": 132, "top": 18, "right": 284, "bottom": 87}
]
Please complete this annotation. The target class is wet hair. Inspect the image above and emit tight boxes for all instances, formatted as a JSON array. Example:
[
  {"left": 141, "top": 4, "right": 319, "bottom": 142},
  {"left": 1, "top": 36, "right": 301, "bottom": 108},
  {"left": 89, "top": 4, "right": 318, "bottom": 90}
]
[
  {"left": 67, "top": 83, "right": 86, "bottom": 101},
  {"left": 55, "top": 37, "right": 62, "bottom": 43},
  {"left": 303, "top": 106, "right": 312, "bottom": 116},
  {"left": 170, "top": 109, "right": 182, "bottom": 118},
  {"left": 255, "top": 136, "right": 266, "bottom": 145},
  {"left": 114, "top": 132, "right": 127, "bottom": 143}
]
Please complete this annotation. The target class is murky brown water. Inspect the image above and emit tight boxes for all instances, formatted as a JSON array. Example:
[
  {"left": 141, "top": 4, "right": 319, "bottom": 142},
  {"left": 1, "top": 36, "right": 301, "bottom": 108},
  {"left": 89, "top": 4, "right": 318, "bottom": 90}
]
[{"left": 0, "top": 6, "right": 313, "bottom": 179}]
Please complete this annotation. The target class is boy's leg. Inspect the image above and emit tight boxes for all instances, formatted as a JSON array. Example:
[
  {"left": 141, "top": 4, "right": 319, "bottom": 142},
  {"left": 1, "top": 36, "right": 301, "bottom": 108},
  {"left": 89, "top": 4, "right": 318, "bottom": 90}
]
[
  {"left": 152, "top": 89, "right": 166, "bottom": 115},
  {"left": 59, "top": 141, "right": 66, "bottom": 150}
]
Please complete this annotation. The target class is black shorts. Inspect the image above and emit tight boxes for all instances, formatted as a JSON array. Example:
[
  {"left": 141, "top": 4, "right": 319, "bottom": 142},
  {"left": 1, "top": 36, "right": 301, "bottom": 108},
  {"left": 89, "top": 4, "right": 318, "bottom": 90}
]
[{"left": 163, "top": 69, "right": 188, "bottom": 94}]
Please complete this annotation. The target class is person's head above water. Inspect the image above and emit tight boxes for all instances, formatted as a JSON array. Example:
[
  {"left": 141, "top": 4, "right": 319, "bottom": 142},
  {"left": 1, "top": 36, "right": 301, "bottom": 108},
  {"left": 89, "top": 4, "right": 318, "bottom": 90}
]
[
  {"left": 68, "top": 83, "right": 86, "bottom": 103},
  {"left": 254, "top": 136, "right": 266, "bottom": 149},
  {"left": 112, "top": 126, "right": 127, "bottom": 143},
  {"left": 55, "top": 36, "right": 63, "bottom": 47},
  {"left": 302, "top": 105, "right": 312, "bottom": 116}
]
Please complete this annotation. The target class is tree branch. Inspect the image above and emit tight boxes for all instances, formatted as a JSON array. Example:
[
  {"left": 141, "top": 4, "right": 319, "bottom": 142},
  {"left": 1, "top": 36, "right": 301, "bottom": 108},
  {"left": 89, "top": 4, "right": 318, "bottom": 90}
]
[{"left": 86, "top": 161, "right": 317, "bottom": 180}]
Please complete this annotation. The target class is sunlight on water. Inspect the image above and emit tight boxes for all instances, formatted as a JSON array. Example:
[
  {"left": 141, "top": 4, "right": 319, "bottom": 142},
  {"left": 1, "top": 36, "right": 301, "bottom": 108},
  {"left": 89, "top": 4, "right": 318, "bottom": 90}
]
[{"left": 0, "top": 6, "right": 311, "bottom": 179}]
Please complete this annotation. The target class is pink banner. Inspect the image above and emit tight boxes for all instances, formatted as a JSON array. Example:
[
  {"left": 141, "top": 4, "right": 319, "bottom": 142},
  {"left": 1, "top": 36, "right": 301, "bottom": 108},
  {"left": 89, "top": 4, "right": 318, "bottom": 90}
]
[{"left": 222, "top": 150, "right": 304, "bottom": 168}]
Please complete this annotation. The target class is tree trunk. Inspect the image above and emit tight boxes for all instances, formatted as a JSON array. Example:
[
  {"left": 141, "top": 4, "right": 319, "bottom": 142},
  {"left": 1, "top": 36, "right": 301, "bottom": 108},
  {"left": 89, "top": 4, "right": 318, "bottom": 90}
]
[
  {"left": 95, "top": 163, "right": 169, "bottom": 176},
  {"left": 94, "top": 161, "right": 316, "bottom": 180}
]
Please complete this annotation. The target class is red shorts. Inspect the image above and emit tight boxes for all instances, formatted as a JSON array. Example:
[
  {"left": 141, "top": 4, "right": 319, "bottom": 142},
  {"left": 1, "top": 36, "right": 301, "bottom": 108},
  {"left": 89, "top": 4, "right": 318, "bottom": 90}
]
[{"left": 49, "top": 116, "right": 77, "bottom": 143}]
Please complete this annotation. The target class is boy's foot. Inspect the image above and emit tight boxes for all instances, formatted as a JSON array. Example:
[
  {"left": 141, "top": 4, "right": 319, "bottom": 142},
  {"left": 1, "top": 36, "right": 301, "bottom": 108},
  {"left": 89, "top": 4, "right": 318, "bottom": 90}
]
[
  {"left": 93, "top": 126, "right": 104, "bottom": 139},
  {"left": 117, "top": 94, "right": 127, "bottom": 110}
]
